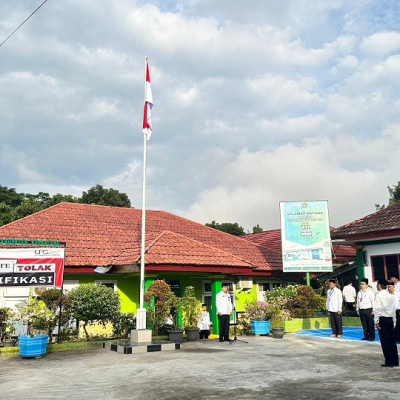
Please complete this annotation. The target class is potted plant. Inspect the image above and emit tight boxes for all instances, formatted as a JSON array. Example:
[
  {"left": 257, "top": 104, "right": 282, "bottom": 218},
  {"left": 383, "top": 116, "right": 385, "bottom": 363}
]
[
  {"left": 165, "top": 291, "right": 183, "bottom": 343},
  {"left": 0, "top": 307, "right": 17, "bottom": 347},
  {"left": 144, "top": 280, "right": 184, "bottom": 342},
  {"left": 181, "top": 286, "right": 202, "bottom": 341},
  {"left": 244, "top": 300, "right": 272, "bottom": 335}
]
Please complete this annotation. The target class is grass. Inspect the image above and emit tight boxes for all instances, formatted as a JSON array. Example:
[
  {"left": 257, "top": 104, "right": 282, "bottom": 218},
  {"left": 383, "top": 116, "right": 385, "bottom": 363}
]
[{"left": 0, "top": 340, "right": 104, "bottom": 357}]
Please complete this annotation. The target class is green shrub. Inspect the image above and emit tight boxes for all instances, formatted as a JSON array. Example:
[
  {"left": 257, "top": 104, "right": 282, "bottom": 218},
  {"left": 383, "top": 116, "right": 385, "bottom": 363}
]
[{"left": 69, "top": 283, "right": 121, "bottom": 340}]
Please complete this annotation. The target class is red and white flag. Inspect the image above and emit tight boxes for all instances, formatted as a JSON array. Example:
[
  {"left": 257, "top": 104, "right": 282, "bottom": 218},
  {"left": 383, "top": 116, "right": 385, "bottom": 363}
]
[{"left": 142, "top": 58, "right": 153, "bottom": 140}]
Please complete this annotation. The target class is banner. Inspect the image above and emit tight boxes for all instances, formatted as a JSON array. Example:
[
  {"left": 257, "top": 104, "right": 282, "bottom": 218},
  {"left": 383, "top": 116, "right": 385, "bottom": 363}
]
[
  {"left": 280, "top": 201, "right": 333, "bottom": 273},
  {"left": 0, "top": 247, "right": 65, "bottom": 287}
]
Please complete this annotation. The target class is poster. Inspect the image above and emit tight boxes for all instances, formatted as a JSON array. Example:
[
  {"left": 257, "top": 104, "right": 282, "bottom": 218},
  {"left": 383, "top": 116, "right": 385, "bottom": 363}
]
[
  {"left": 280, "top": 201, "right": 333, "bottom": 273},
  {"left": 0, "top": 247, "right": 65, "bottom": 287}
]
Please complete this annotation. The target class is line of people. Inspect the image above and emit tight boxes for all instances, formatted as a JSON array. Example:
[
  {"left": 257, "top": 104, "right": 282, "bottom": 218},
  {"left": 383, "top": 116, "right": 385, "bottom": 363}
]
[{"left": 326, "top": 276, "right": 400, "bottom": 367}]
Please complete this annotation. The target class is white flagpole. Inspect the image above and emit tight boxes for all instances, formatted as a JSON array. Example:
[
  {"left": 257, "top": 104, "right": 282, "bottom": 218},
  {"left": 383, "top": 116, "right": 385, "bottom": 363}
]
[{"left": 137, "top": 56, "right": 148, "bottom": 330}]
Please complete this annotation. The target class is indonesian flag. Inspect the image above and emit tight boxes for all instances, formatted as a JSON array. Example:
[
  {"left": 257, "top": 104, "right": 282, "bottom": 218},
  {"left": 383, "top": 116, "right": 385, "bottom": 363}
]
[{"left": 142, "top": 58, "right": 153, "bottom": 140}]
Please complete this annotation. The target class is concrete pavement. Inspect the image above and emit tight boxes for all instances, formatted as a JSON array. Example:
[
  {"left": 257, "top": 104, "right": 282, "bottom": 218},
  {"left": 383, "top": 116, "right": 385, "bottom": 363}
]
[{"left": 0, "top": 334, "right": 399, "bottom": 400}]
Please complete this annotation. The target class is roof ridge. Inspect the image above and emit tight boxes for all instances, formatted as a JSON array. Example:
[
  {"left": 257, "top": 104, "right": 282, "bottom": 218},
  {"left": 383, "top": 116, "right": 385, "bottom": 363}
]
[{"left": 142, "top": 229, "right": 260, "bottom": 269}]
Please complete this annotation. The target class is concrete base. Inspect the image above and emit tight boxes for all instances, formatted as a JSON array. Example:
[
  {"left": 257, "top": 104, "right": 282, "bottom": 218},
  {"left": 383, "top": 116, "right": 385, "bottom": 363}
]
[
  {"left": 103, "top": 339, "right": 180, "bottom": 355},
  {"left": 131, "top": 329, "right": 152, "bottom": 345}
]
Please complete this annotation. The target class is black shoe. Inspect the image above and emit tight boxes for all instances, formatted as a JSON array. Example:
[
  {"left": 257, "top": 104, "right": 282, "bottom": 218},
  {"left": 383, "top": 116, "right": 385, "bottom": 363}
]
[
  {"left": 219, "top": 339, "right": 224, "bottom": 342},
  {"left": 368, "top": 338, "right": 375, "bottom": 341},
  {"left": 361, "top": 337, "right": 368, "bottom": 340},
  {"left": 381, "top": 364, "right": 394, "bottom": 368}
]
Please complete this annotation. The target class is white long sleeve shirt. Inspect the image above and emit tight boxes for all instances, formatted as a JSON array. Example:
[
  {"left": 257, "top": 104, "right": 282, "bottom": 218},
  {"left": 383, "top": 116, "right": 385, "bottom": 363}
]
[
  {"left": 343, "top": 284, "right": 356, "bottom": 302},
  {"left": 326, "top": 287, "right": 343, "bottom": 312},
  {"left": 373, "top": 289, "right": 396, "bottom": 324},
  {"left": 393, "top": 292, "right": 400, "bottom": 310},
  {"left": 356, "top": 288, "right": 375, "bottom": 311},
  {"left": 197, "top": 311, "right": 211, "bottom": 330},
  {"left": 216, "top": 290, "right": 232, "bottom": 315}
]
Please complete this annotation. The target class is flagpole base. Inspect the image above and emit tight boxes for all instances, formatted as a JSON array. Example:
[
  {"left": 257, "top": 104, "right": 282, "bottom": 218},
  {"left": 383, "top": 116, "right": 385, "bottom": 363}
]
[{"left": 131, "top": 329, "right": 152, "bottom": 345}]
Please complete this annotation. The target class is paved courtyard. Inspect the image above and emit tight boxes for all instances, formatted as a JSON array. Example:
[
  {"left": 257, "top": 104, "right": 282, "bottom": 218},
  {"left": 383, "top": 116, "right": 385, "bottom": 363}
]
[{"left": 0, "top": 334, "right": 399, "bottom": 400}]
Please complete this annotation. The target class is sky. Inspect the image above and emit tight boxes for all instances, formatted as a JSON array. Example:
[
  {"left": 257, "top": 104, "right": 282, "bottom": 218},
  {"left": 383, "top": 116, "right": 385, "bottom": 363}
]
[{"left": 1, "top": 0, "right": 400, "bottom": 232}]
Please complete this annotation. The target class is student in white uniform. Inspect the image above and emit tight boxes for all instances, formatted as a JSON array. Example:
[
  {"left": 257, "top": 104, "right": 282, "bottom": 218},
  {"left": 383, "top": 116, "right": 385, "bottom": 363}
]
[
  {"left": 343, "top": 281, "right": 356, "bottom": 311},
  {"left": 387, "top": 281, "right": 400, "bottom": 343},
  {"left": 373, "top": 279, "right": 399, "bottom": 368},
  {"left": 216, "top": 285, "right": 232, "bottom": 342},
  {"left": 326, "top": 279, "right": 343, "bottom": 338},
  {"left": 197, "top": 303, "right": 211, "bottom": 339},
  {"left": 390, "top": 276, "right": 400, "bottom": 293},
  {"left": 356, "top": 278, "right": 375, "bottom": 341}
]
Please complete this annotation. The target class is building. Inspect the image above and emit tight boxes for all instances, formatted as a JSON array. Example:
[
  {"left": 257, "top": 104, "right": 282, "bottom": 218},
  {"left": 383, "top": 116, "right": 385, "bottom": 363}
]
[
  {"left": 331, "top": 203, "right": 400, "bottom": 289},
  {"left": 0, "top": 202, "right": 285, "bottom": 333}
]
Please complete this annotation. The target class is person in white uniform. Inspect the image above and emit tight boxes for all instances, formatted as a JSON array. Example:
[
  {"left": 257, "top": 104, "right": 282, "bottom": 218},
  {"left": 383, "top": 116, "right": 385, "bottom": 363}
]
[
  {"left": 373, "top": 279, "right": 399, "bottom": 368},
  {"left": 388, "top": 280, "right": 400, "bottom": 343},
  {"left": 342, "top": 281, "right": 356, "bottom": 311},
  {"left": 197, "top": 303, "right": 211, "bottom": 339},
  {"left": 356, "top": 278, "right": 375, "bottom": 341},
  {"left": 216, "top": 285, "right": 232, "bottom": 342},
  {"left": 326, "top": 279, "right": 343, "bottom": 338}
]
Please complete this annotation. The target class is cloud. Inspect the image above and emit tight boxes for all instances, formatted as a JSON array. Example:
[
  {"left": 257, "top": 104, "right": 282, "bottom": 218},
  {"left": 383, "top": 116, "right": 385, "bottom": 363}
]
[{"left": 1, "top": 0, "right": 400, "bottom": 233}]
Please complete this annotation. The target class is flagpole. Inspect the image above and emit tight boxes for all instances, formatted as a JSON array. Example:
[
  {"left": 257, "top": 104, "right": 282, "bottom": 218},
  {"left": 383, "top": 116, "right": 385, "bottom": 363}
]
[{"left": 137, "top": 56, "right": 148, "bottom": 331}]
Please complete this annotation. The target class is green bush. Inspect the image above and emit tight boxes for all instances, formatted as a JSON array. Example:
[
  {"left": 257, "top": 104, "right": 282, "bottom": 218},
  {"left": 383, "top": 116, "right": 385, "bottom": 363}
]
[
  {"left": 69, "top": 283, "right": 121, "bottom": 340},
  {"left": 112, "top": 313, "right": 136, "bottom": 338}
]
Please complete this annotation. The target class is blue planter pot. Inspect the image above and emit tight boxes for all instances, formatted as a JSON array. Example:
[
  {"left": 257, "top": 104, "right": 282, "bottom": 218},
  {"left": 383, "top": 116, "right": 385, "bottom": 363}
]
[
  {"left": 19, "top": 335, "right": 48, "bottom": 357},
  {"left": 250, "top": 320, "right": 270, "bottom": 334}
]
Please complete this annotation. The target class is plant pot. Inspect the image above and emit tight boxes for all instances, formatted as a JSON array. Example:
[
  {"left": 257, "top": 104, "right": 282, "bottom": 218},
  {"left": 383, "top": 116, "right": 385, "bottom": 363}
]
[
  {"left": 250, "top": 320, "right": 270, "bottom": 335},
  {"left": 185, "top": 327, "right": 199, "bottom": 341},
  {"left": 271, "top": 327, "right": 284, "bottom": 339},
  {"left": 168, "top": 329, "right": 184, "bottom": 343},
  {"left": 2, "top": 339, "right": 17, "bottom": 347},
  {"left": 19, "top": 334, "right": 48, "bottom": 357}
]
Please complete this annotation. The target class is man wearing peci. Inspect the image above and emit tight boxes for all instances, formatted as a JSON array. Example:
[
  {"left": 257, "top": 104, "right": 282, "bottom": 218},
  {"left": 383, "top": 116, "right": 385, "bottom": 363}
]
[
  {"left": 326, "top": 279, "right": 343, "bottom": 338},
  {"left": 373, "top": 279, "right": 399, "bottom": 368},
  {"left": 216, "top": 284, "right": 233, "bottom": 342},
  {"left": 356, "top": 278, "right": 375, "bottom": 341}
]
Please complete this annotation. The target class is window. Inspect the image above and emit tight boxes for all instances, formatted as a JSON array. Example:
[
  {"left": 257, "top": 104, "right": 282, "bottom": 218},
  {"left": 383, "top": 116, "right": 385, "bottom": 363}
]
[
  {"left": 371, "top": 254, "right": 400, "bottom": 281},
  {"left": 202, "top": 281, "right": 212, "bottom": 311},
  {"left": 258, "top": 282, "right": 271, "bottom": 292},
  {"left": 95, "top": 280, "right": 117, "bottom": 292}
]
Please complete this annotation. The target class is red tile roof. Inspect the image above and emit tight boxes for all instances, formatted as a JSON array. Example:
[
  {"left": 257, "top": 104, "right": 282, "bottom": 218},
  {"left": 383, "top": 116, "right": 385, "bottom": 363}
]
[
  {"left": 0, "top": 202, "right": 281, "bottom": 273},
  {"left": 244, "top": 228, "right": 355, "bottom": 261},
  {"left": 331, "top": 203, "right": 400, "bottom": 241}
]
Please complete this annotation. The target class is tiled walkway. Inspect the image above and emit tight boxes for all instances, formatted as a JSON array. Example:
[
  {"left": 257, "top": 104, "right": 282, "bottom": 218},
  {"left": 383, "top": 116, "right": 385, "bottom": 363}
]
[{"left": 297, "top": 326, "right": 388, "bottom": 343}]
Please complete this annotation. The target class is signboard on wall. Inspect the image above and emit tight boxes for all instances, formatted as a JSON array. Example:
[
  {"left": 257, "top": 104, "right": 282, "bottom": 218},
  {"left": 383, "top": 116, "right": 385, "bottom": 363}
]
[
  {"left": 0, "top": 247, "right": 65, "bottom": 287},
  {"left": 280, "top": 201, "right": 333, "bottom": 273}
]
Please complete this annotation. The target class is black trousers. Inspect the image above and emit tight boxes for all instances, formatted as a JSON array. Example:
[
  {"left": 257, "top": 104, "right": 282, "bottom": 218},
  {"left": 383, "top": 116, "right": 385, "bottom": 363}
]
[
  {"left": 345, "top": 302, "right": 355, "bottom": 311},
  {"left": 359, "top": 308, "right": 375, "bottom": 340},
  {"left": 218, "top": 314, "right": 230, "bottom": 341},
  {"left": 329, "top": 312, "right": 343, "bottom": 336},
  {"left": 378, "top": 316, "right": 399, "bottom": 366},
  {"left": 199, "top": 329, "right": 210, "bottom": 339},
  {"left": 395, "top": 310, "right": 400, "bottom": 343}
]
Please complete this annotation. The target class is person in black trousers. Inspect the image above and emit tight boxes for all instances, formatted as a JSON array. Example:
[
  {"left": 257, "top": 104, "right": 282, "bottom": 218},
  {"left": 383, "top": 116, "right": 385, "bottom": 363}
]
[
  {"left": 374, "top": 279, "right": 399, "bottom": 368},
  {"left": 356, "top": 278, "right": 376, "bottom": 341}
]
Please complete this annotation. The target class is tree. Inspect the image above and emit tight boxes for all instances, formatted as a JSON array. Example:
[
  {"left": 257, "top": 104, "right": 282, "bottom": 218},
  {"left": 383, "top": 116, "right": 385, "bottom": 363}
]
[
  {"left": 0, "top": 185, "right": 24, "bottom": 207},
  {"left": 79, "top": 184, "right": 131, "bottom": 208},
  {"left": 375, "top": 181, "right": 400, "bottom": 210},
  {"left": 0, "top": 184, "right": 132, "bottom": 227},
  {"left": 69, "top": 283, "right": 121, "bottom": 340},
  {"left": 205, "top": 220, "right": 245, "bottom": 236},
  {"left": 252, "top": 224, "right": 263, "bottom": 233}
]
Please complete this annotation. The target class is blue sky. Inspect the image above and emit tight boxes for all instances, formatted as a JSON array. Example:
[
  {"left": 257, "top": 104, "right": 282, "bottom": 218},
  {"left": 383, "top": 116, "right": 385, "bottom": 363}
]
[{"left": 1, "top": 0, "right": 400, "bottom": 231}]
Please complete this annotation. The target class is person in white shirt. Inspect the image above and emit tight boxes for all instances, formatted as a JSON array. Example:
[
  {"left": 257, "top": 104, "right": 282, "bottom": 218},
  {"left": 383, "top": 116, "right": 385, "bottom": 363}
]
[
  {"left": 343, "top": 281, "right": 357, "bottom": 311},
  {"left": 216, "top": 285, "right": 232, "bottom": 342},
  {"left": 388, "top": 280, "right": 400, "bottom": 343},
  {"left": 373, "top": 279, "right": 399, "bottom": 368},
  {"left": 389, "top": 275, "right": 400, "bottom": 293},
  {"left": 326, "top": 279, "right": 343, "bottom": 338},
  {"left": 197, "top": 303, "right": 211, "bottom": 339},
  {"left": 356, "top": 278, "right": 375, "bottom": 341}
]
